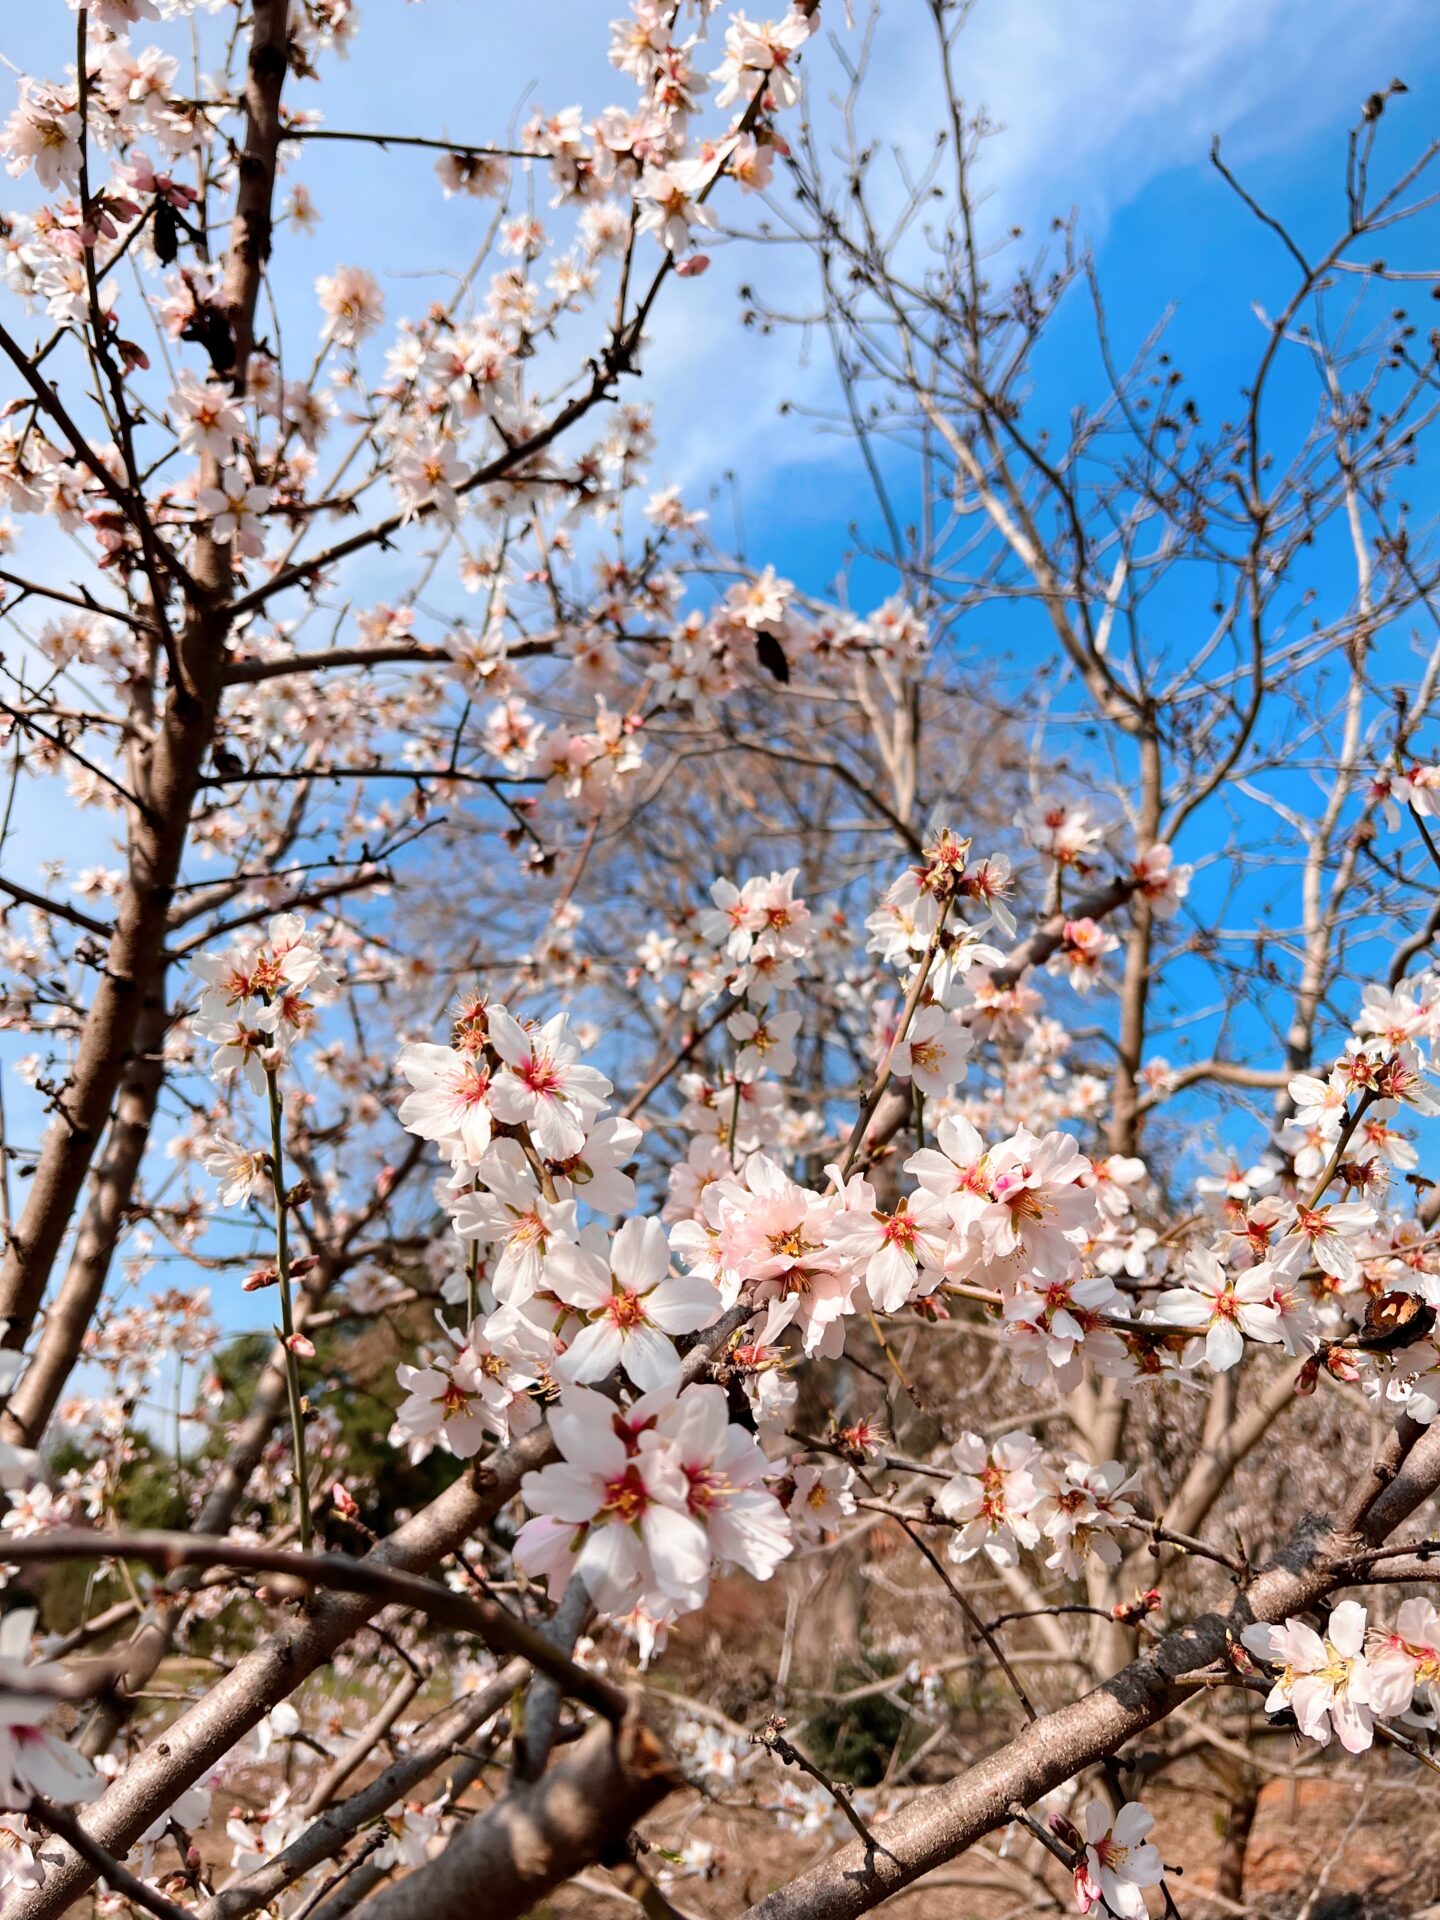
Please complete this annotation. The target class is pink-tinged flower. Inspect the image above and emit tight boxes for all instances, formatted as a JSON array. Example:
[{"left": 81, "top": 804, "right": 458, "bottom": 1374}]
[
  {"left": 1155, "top": 1249, "right": 1281, "bottom": 1370},
  {"left": 1002, "top": 1275, "right": 1125, "bottom": 1393},
  {"left": 1250, "top": 1248, "right": 1320, "bottom": 1357},
  {"left": 936, "top": 1430, "right": 1044, "bottom": 1568},
  {"left": 0, "top": 1610, "right": 99, "bottom": 1808},
  {"left": 1048, "top": 916, "right": 1119, "bottom": 993},
  {"left": 202, "top": 1135, "right": 269, "bottom": 1208},
  {"left": 392, "top": 432, "right": 467, "bottom": 524},
  {"left": 704, "top": 1154, "right": 854, "bottom": 1353},
  {"left": 196, "top": 470, "right": 270, "bottom": 556},
  {"left": 1037, "top": 1457, "right": 1139, "bottom": 1579},
  {"left": 393, "top": 1349, "right": 495, "bottom": 1461},
  {"left": 170, "top": 371, "right": 245, "bottom": 459},
  {"left": 1073, "top": 1800, "right": 1163, "bottom": 1919},
  {"left": 728, "top": 1005, "right": 800, "bottom": 1082},
  {"left": 699, "top": 867, "right": 810, "bottom": 961},
  {"left": 1395, "top": 761, "right": 1440, "bottom": 818},
  {"left": 1019, "top": 800, "right": 1106, "bottom": 869},
  {"left": 192, "top": 1008, "right": 275, "bottom": 1095},
  {"left": 787, "top": 1462, "right": 856, "bottom": 1541},
  {"left": 822, "top": 1171, "right": 949, "bottom": 1313},
  {"left": 488, "top": 1007, "right": 612, "bottom": 1160},
  {"left": 316, "top": 264, "right": 384, "bottom": 344},
  {"left": 1131, "top": 842, "right": 1191, "bottom": 919},
  {"left": 700, "top": 875, "right": 765, "bottom": 958},
  {"left": 1275, "top": 1199, "right": 1378, "bottom": 1285},
  {"left": 3, "top": 87, "right": 82, "bottom": 192},
  {"left": 550, "top": 1112, "right": 642, "bottom": 1215},
  {"left": 1391, "top": 1336, "right": 1440, "bottom": 1425},
  {"left": 1355, "top": 979, "right": 1435, "bottom": 1047},
  {"left": 956, "top": 850, "right": 1016, "bottom": 937},
  {"left": 1287, "top": 1068, "right": 1348, "bottom": 1138},
  {"left": 190, "top": 913, "right": 334, "bottom": 1020},
  {"left": 898, "top": 1003, "right": 971, "bottom": 1094},
  {"left": 456, "top": 1306, "right": 551, "bottom": 1445},
  {"left": 551, "top": 1217, "right": 718, "bottom": 1391},
  {"left": 635, "top": 158, "right": 717, "bottom": 254},
  {"left": 1085, "top": 1153, "right": 1148, "bottom": 1221},
  {"left": 515, "top": 1384, "right": 709, "bottom": 1614},
  {"left": 448, "top": 1141, "right": 578, "bottom": 1304},
  {"left": 396, "top": 1042, "right": 494, "bottom": 1168},
  {"left": 1373, "top": 1042, "right": 1440, "bottom": 1117},
  {"left": 394, "top": 1308, "right": 547, "bottom": 1461},
  {"left": 905, "top": 1114, "right": 994, "bottom": 1247},
  {"left": 1195, "top": 1152, "right": 1278, "bottom": 1204},
  {"left": 1350, "top": 1103, "right": 1418, "bottom": 1172},
  {"left": 1367, "top": 1597, "right": 1440, "bottom": 1719},
  {"left": 1241, "top": 1601, "right": 1375, "bottom": 1752},
  {"left": 980, "top": 1129, "right": 1097, "bottom": 1278},
  {"left": 649, "top": 1384, "right": 792, "bottom": 1581},
  {"left": 714, "top": 10, "right": 813, "bottom": 110}
]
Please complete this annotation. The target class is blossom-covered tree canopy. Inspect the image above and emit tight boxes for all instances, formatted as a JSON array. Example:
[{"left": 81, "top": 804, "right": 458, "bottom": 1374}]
[{"left": 0, "top": 2, "right": 1436, "bottom": 1917}]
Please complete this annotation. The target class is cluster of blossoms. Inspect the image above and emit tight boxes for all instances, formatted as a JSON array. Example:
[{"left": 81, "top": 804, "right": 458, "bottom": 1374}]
[
  {"left": 936, "top": 1430, "right": 1140, "bottom": 1581},
  {"left": 1157, "top": 979, "right": 1440, "bottom": 1414},
  {"left": 356, "top": 830, "right": 1220, "bottom": 1632},
  {"left": 190, "top": 913, "right": 340, "bottom": 1109},
  {"left": 380, "top": 977, "right": 800, "bottom": 1627},
  {"left": 515, "top": 1379, "right": 790, "bottom": 1625},
  {"left": 1243, "top": 1597, "right": 1440, "bottom": 1755}
]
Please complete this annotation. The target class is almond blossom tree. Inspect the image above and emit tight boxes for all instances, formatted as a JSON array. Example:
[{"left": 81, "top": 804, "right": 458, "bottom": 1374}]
[{"left": 1, "top": 4, "right": 1440, "bottom": 1920}]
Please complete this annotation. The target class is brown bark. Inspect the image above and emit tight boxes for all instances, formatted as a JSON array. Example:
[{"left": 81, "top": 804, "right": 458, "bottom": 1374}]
[
  {"left": 350, "top": 1716, "right": 678, "bottom": 1920},
  {"left": 9, "top": 1432, "right": 558, "bottom": 1920},
  {"left": 198, "top": 1659, "right": 528, "bottom": 1920},
  {"left": 0, "top": 0, "right": 292, "bottom": 1353},
  {"left": 735, "top": 1421, "right": 1440, "bottom": 1920},
  {"left": 11, "top": 1311, "right": 753, "bottom": 1918},
  {"left": 3, "top": 992, "right": 169, "bottom": 1445}
]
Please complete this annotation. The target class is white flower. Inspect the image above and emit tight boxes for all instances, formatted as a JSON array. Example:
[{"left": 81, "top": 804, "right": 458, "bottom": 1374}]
[
  {"left": 515, "top": 1385, "right": 710, "bottom": 1615},
  {"left": 1367, "top": 1596, "right": 1440, "bottom": 1720},
  {"left": 551, "top": 1218, "right": 718, "bottom": 1392},
  {"left": 202, "top": 1135, "right": 269, "bottom": 1207},
  {"left": 899, "top": 1003, "right": 971, "bottom": 1095},
  {"left": 727, "top": 1006, "right": 800, "bottom": 1082},
  {"left": 936, "top": 1431, "right": 1044, "bottom": 1568},
  {"left": 1155, "top": 1249, "right": 1281, "bottom": 1370},
  {"left": 1274, "top": 1199, "right": 1378, "bottom": 1286},
  {"left": 980, "top": 1128, "right": 1097, "bottom": 1278},
  {"left": 170, "top": 371, "right": 245, "bottom": 458},
  {"left": 822, "top": 1172, "right": 949, "bottom": 1313},
  {"left": 0, "top": 1611, "right": 99, "bottom": 1808},
  {"left": 488, "top": 1008, "right": 613, "bottom": 1160},
  {"left": 396, "top": 1042, "right": 494, "bottom": 1168},
  {"left": 649, "top": 1384, "right": 792, "bottom": 1581},
  {"left": 448, "top": 1140, "right": 578, "bottom": 1304},
  {"left": 196, "top": 470, "right": 270, "bottom": 553},
  {"left": 1241, "top": 1601, "right": 1375, "bottom": 1752},
  {"left": 1074, "top": 1799, "right": 1163, "bottom": 1919},
  {"left": 393, "top": 1350, "right": 493, "bottom": 1461},
  {"left": 316, "top": 264, "right": 384, "bottom": 344},
  {"left": 788, "top": 1462, "right": 856, "bottom": 1541}
]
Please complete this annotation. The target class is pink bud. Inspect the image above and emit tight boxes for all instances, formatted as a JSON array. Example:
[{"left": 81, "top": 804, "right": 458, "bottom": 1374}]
[
  {"left": 285, "top": 1333, "right": 316, "bottom": 1358},
  {"left": 675, "top": 254, "right": 711, "bottom": 278}
]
